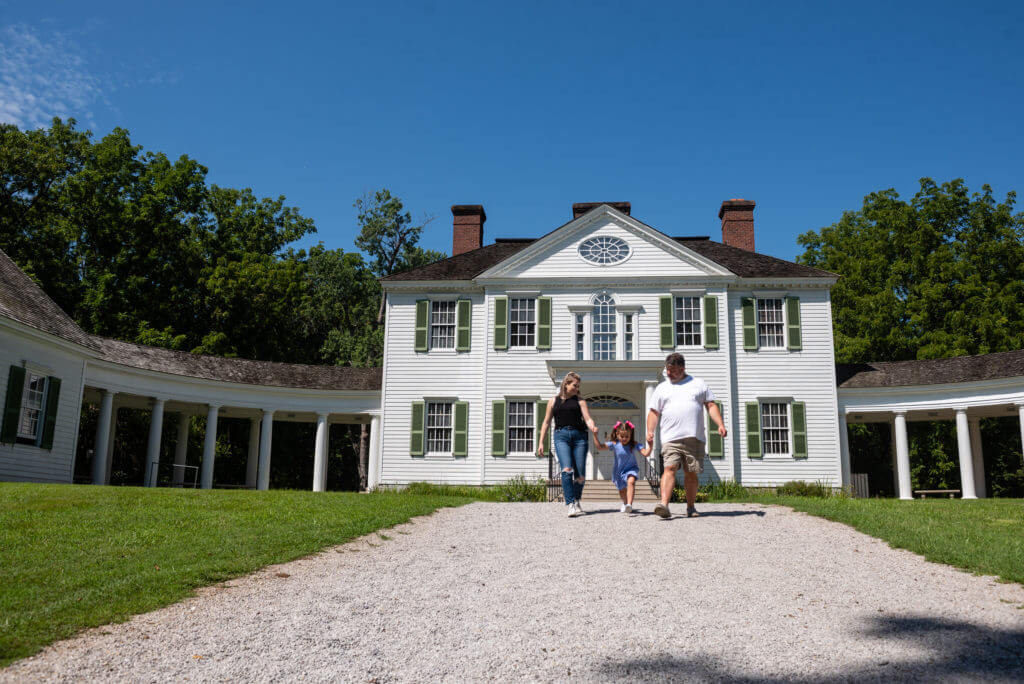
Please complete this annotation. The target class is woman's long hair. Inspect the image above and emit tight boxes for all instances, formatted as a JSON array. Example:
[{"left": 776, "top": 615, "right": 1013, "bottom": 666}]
[{"left": 559, "top": 371, "right": 581, "bottom": 399}]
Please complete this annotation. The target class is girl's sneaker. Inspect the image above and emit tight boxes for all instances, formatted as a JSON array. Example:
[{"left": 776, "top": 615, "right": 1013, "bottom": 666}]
[
  {"left": 624, "top": 504, "right": 633, "bottom": 514},
  {"left": 619, "top": 503, "right": 627, "bottom": 513}
]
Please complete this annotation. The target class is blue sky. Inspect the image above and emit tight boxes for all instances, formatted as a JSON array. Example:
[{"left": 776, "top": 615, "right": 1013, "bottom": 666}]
[{"left": 2, "top": 0, "right": 1023, "bottom": 262}]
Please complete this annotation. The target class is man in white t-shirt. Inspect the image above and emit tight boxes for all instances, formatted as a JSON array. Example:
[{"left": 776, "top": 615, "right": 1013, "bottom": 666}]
[{"left": 646, "top": 352, "right": 727, "bottom": 518}]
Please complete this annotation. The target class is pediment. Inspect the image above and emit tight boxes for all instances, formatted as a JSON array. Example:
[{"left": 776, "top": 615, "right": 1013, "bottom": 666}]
[{"left": 479, "top": 205, "right": 731, "bottom": 280}]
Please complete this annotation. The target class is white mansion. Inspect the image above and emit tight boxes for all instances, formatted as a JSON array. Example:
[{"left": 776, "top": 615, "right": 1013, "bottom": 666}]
[{"left": 2, "top": 200, "right": 1023, "bottom": 498}]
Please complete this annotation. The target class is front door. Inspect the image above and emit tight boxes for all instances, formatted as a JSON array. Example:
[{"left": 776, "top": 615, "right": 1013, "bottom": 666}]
[{"left": 589, "top": 408, "right": 644, "bottom": 480}]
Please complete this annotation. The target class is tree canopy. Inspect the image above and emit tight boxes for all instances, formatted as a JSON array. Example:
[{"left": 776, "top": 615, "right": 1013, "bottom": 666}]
[{"left": 797, "top": 178, "right": 1024, "bottom": 363}]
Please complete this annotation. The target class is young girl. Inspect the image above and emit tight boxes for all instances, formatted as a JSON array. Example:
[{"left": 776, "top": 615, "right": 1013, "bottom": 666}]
[{"left": 592, "top": 421, "right": 652, "bottom": 513}]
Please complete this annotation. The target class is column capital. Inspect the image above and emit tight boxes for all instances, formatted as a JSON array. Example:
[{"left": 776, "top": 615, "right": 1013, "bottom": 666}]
[
  {"left": 317, "top": 411, "right": 330, "bottom": 419},
  {"left": 100, "top": 388, "right": 115, "bottom": 397},
  {"left": 892, "top": 410, "right": 908, "bottom": 417},
  {"left": 151, "top": 396, "right": 168, "bottom": 405},
  {"left": 262, "top": 408, "right": 276, "bottom": 416},
  {"left": 1015, "top": 402, "right": 1024, "bottom": 410},
  {"left": 953, "top": 406, "right": 969, "bottom": 415},
  {"left": 207, "top": 403, "right": 223, "bottom": 411}
]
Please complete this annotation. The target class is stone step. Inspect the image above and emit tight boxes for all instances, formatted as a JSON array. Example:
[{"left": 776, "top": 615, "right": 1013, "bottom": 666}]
[{"left": 548, "top": 479, "right": 663, "bottom": 502}]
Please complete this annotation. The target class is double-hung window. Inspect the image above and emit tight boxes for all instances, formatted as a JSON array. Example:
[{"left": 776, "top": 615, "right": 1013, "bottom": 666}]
[
  {"left": 507, "top": 401, "right": 535, "bottom": 454},
  {"left": 426, "top": 402, "right": 453, "bottom": 454},
  {"left": 623, "top": 314, "right": 634, "bottom": 360},
  {"left": 592, "top": 293, "right": 616, "bottom": 360},
  {"left": 17, "top": 373, "right": 46, "bottom": 441},
  {"left": 760, "top": 402, "right": 790, "bottom": 455},
  {"left": 674, "top": 296, "right": 701, "bottom": 346},
  {"left": 575, "top": 313, "right": 585, "bottom": 360},
  {"left": 430, "top": 301, "right": 456, "bottom": 349},
  {"left": 509, "top": 298, "right": 535, "bottom": 348},
  {"left": 757, "top": 298, "right": 785, "bottom": 349}
]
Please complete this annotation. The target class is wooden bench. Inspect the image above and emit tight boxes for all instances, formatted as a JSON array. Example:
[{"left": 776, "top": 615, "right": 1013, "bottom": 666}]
[{"left": 914, "top": 489, "right": 960, "bottom": 499}]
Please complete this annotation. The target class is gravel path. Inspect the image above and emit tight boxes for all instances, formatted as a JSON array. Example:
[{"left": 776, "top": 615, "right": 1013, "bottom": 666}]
[{"left": 5, "top": 502, "right": 1024, "bottom": 682}]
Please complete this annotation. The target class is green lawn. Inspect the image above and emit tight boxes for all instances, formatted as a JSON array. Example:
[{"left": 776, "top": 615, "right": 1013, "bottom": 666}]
[
  {"left": 0, "top": 483, "right": 475, "bottom": 668},
  {"left": 753, "top": 496, "right": 1024, "bottom": 586}
]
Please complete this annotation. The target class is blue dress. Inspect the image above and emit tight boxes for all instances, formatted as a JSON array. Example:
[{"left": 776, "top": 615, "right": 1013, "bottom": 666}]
[{"left": 607, "top": 441, "right": 645, "bottom": 490}]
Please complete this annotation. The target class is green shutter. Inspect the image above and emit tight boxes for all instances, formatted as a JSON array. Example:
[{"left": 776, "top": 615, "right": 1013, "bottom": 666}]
[
  {"left": 491, "top": 400, "right": 506, "bottom": 456},
  {"left": 537, "top": 296, "right": 552, "bottom": 350},
  {"left": 410, "top": 401, "right": 425, "bottom": 456},
  {"left": 453, "top": 401, "right": 468, "bottom": 457},
  {"left": 703, "top": 296, "right": 719, "bottom": 349},
  {"left": 707, "top": 400, "right": 723, "bottom": 459},
  {"left": 786, "top": 296, "right": 802, "bottom": 351},
  {"left": 1, "top": 365, "right": 26, "bottom": 444},
  {"left": 456, "top": 299, "right": 472, "bottom": 351},
  {"left": 791, "top": 401, "right": 807, "bottom": 459},
  {"left": 745, "top": 402, "right": 762, "bottom": 459},
  {"left": 742, "top": 297, "right": 757, "bottom": 350},
  {"left": 659, "top": 296, "right": 674, "bottom": 349},
  {"left": 493, "top": 297, "right": 508, "bottom": 350},
  {"left": 414, "top": 300, "right": 429, "bottom": 352},
  {"left": 535, "top": 400, "right": 548, "bottom": 457},
  {"left": 39, "top": 377, "right": 61, "bottom": 450}
]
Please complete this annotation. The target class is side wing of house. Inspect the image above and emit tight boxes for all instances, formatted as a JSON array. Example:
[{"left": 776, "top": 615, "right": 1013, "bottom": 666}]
[{"left": 0, "top": 322, "right": 88, "bottom": 483}]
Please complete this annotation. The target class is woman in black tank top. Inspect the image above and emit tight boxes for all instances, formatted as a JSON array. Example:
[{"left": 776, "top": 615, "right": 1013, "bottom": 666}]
[{"left": 536, "top": 371, "right": 597, "bottom": 516}]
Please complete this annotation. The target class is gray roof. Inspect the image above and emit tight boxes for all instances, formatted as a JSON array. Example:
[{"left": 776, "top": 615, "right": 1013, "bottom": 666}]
[
  {"left": 836, "top": 350, "right": 1024, "bottom": 388},
  {"left": 94, "top": 338, "right": 382, "bottom": 391},
  {"left": 0, "top": 248, "right": 99, "bottom": 349},
  {"left": 383, "top": 236, "right": 836, "bottom": 282},
  {"left": 0, "top": 248, "right": 380, "bottom": 391}
]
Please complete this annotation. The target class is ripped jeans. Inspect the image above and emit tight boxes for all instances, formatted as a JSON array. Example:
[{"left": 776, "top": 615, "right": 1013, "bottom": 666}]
[{"left": 553, "top": 426, "right": 588, "bottom": 504}]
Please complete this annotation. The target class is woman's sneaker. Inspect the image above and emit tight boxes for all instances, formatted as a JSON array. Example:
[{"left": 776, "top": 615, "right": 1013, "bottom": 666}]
[
  {"left": 567, "top": 502, "right": 578, "bottom": 517},
  {"left": 575, "top": 501, "right": 585, "bottom": 514}
]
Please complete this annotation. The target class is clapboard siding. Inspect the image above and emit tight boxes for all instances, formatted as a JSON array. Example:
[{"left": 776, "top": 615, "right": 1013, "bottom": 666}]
[
  {"left": 0, "top": 326, "right": 86, "bottom": 483},
  {"left": 504, "top": 220, "right": 714, "bottom": 279},
  {"left": 730, "top": 288, "right": 841, "bottom": 486},
  {"left": 379, "top": 292, "right": 486, "bottom": 484}
]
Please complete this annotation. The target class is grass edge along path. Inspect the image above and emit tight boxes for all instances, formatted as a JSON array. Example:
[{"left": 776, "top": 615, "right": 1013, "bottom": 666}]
[
  {"left": 753, "top": 496, "right": 1024, "bottom": 587},
  {"left": 0, "top": 483, "right": 475, "bottom": 668}
]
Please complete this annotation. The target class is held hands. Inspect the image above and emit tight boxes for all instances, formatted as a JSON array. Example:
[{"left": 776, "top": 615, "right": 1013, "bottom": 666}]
[{"left": 646, "top": 430, "right": 655, "bottom": 444}]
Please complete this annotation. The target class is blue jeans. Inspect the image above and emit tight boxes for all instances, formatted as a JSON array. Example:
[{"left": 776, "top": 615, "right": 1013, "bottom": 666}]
[{"left": 553, "top": 426, "right": 588, "bottom": 504}]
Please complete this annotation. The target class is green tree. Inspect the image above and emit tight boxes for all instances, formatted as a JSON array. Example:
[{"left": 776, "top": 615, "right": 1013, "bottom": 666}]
[{"left": 798, "top": 178, "right": 1024, "bottom": 495}]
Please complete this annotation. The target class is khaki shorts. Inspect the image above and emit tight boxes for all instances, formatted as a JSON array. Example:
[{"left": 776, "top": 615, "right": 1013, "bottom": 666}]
[{"left": 661, "top": 438, "right": 704, "bottom": 474}]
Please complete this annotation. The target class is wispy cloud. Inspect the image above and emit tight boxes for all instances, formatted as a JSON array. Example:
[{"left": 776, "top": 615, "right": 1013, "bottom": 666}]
[{"left": 0, "top": 24, "right": 104, "bottom": 129}]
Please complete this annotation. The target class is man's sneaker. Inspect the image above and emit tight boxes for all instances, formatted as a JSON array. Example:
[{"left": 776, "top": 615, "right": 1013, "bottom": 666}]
[
  {"left": 687, "top": 505, "right": 700, "bottom": 518},
  {"left": 653, "top": 503, "right": 671, "bottom": 519}
]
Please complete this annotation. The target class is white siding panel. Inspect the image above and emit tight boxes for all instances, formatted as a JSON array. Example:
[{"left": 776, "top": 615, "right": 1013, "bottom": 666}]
[
  {"left": 504, "top": 220, "right": 715, "bottom": 279},
  {"left": 0, "top": 326, "right": 87, "bottom": 483},
  {"left": 379, "top": 293, "right": 486, "bottom": 485},
  {"left": 730, "top": 288, "right": 841, "bottom": 487}
]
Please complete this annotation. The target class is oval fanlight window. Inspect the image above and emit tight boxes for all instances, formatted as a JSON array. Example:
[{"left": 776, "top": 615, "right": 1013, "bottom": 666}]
[{"left": 578, "top": 236, "right": 630, "bottom": 265}]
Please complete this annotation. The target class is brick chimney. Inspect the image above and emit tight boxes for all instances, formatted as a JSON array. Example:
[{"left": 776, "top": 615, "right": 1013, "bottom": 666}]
[
  {"left": 719, "top": 199, "right": 756, "bottom": 251},
  {"left": 572, "top": 202, "right": 631, "bottom": 219},
  {"left": 451, "top": 205, "right": 486, "bottom": 255}
]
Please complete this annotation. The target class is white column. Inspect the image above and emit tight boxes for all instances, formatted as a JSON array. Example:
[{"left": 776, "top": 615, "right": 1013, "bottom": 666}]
[
  {"left": 145, "top": 398, "right": 166, "bottom": 487},
  {"left": 92, "top": 390, "right": 114, "bottom": 485},
  {"left": 313, "top": 413, "right": 329, "bottom": 492},
  {"left": 246, "top": 417, "right": 261, "bottom": 489},
  {"left": 838, "top": 411, "right": 852, "bottom": 488},
  {"left": 954, "top": 408, "right": 977, "bottom": 499},
  {"left": 1018, "top": 404, "right": 1024, "bottom": 467},
  {"left": 893, "top": 411, "right": 912, "bottom": 500},
  {"left": 173, "top": 413, "right": 189, "bottom": 486},
  {"left": 105, "top": 406, "right": 118, "bottom": 483},
  {"left": 257, "top": 409, "right": 274, "bottom": 491},
  {"left": 644, "top": 380, "right": 660, "bottom": 481},
  {"left": 367, "top": 414, "right": 382, "bottom": 490},
  {"left": 890, "top": 418, "right": 900, "bottom": 496},
  {"left": 968, "top": 417, "right": 986, "bottom": 498},
  {"left": 199, "top": 405, "right": 220, "bottom": 489}
]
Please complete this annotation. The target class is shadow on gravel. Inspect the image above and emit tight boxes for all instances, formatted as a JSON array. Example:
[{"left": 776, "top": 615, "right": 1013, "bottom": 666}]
[
  {"left": 577, "top": 509, "right": 766, "bottom": 519},
  {"left": 594, "top": 616, "right": 1024, "bottom": 682}
]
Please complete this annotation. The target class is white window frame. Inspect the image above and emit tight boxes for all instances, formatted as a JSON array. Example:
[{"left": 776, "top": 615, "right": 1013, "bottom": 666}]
[
  {"left": 508, "top": 297, "right": 536, "bottom": 349},
  {"left": 17, "top": 372, "right": 48, "bottom": 443},
  {"left": 756, "top": 298, "right": 786, "bottom": 350},
  {"left": 591, "top": 292, "right": 617, "bottom": 361},
  {"left": 674, "top": 295, "right": 703, "bottom": 348},
  {"left": 506, "top": 399, "right": 536, "bottom": 456},
  {"left": 759, "top": 400, "right": 792, "bottom": 458},
  {"left": 568, "top": 305, "right": 592, "bottom": 360},
  {"left": 424, "top": 401, "right": 454, "bottom": 457},
  {"left": 429, "top": 300, "right": 457, "bottom": 351}
]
